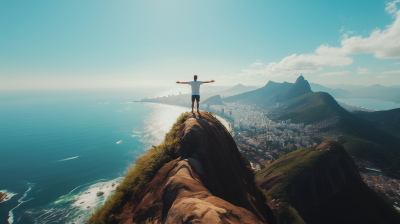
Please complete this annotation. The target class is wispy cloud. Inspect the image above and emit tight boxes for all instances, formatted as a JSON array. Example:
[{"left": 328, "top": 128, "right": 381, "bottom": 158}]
[
  {"left": 377, "top": 75, "right": 389, "bottom": 78},
  {"left": 242, "top": 0, "right": 400, "bottom": 78},
  {"left": 394, "top": 62, "right": 400, "bottom": 64},
  {"left": 319, "top": 71, "right": 349, "bottom": 77},
  {"left": 339, "top": 26, "right": 344, "bottom": 33},
  {"left": 357, "top": 67, "right": 371, "bottom": 74},
  {"left": 386, "top": 0, "right": 400, "bottom": 14},
  {"left": 251, "top": 59, "right": 263, "bottom": 67},
  {"left": 381, "top": 70, "right": 400, "bottom": 74}
]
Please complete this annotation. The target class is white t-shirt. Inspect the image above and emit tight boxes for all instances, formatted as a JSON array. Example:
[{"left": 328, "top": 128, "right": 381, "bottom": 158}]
[{"left": 188, "top": 81, "right": 203, "bottom": 95}]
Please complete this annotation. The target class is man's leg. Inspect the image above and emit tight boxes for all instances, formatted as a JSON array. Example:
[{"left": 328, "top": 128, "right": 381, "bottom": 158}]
[
  {"left": 197, "top": 101, "right": 199, "bottom": 112},
  {"left": 191, "top": 95, "right": 194, "bottom": 113}
]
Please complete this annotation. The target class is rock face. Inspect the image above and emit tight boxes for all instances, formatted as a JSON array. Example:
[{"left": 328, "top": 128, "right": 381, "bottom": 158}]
[
  {"left": 0, "top": 192, "right": 7, "bottom": 203},
  {"left": 257, "top": 142, "right": 361, "bottom": 213},
  {"left": 279, "top": 75, "right": 312, "bottom": 102},
  {"left": 119, "top": 111, "right": 276, "bottom": 224}
]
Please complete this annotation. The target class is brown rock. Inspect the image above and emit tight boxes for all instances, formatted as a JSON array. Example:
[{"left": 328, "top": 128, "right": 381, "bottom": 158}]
[
  {"left": 0, "top": 192, "right": 7, "bottom": 203},
  {"left": 97, "top": 191, "right": 104, "bottom": 196},
  {"left": 119, "top": 111, "right": 276, "bottom": 224}
]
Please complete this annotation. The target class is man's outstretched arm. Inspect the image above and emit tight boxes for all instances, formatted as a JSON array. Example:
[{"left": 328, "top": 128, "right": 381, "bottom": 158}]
[
  {"left": 176, "top": 81, "right": 189, "bottom": 84},
  {"left": 202, "top": 79, "right": 215, "bottom": 84}
]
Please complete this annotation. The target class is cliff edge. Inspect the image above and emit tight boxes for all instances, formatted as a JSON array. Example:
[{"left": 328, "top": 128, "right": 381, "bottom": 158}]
[{"left": 89, "top": 111, "right": 275, "bottom": 224}]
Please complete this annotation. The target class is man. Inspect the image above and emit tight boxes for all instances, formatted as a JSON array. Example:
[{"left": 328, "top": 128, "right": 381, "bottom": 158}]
[{"left": 176, "top": 75, "right": 215, "bottom": 113}]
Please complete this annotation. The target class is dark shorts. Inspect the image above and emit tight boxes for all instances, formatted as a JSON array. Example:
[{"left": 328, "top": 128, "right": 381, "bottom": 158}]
[{"left": 192, "top": 95, "right": 200, "bottom": 102}]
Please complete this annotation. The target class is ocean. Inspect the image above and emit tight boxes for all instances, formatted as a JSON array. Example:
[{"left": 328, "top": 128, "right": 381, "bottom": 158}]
[
  {"left": 336, "top": 98, "right": 400, "bottom": 111},
  {"left": 0, "top": 90, "right": 188, "bottom": 224}
]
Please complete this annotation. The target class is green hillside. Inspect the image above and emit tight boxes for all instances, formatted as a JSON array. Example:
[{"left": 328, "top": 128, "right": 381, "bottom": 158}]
[
  {"left": 202, "top": 94, "right": 224, "bottom": 105},
  {"left": 278, "top": 92, "right": 349, "bottom": 124},
  {"left": 223, "top": 81, "right": 292, "bottom": 104},
  {"left": 277, "top": 92, "right": 400, "bottom": 179},
  {"left": 354, "top": 108, "right": 400, "bottom": 138},
  {"left": 256, "top": 141, "right": 400, "bottom": 224}
]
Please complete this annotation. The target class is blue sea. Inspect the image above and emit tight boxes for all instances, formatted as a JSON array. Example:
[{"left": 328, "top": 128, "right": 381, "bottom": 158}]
[
  {"left": 0, "top": 89, "right": 188, "bottom": 224},
  {"left": 336, "top": 98, "right": 400, "bottom": 111}
]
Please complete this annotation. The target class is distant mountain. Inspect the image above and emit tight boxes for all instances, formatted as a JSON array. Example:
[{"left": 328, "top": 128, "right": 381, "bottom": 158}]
[
  {"left": 277, "top": 92, "right": 400, "bottom": 179},
  {"left": 309, "top": 83, "right": 349, "bottom": 99},
  {"left": 278, "top": 75, "right": 312, "bottom": 102},
  {"left": 256, "top": 141, "right": 400, "bottom": 224},
  {"left": 325, "top": 84, "right": 400, "bottom": 103},
  {"left": 223, "top": 76, "right": 315, "bottom": 104},
  {"left": 223, "top": 81, "right": 292, "bottom": 104},
  {"left": 202, "top": 94, "right": 224, "bottom": 105},
  {"left": 219, "top": 84, "right": 257, "bottom": 97},
  {"left": 278, "top": 92, "right": 348, "bottom": 124}
]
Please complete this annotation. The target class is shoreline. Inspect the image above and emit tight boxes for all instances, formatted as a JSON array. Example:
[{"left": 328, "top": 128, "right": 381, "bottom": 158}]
[{"left": 137, "top": 101, "right": 231, "bottom": 131}]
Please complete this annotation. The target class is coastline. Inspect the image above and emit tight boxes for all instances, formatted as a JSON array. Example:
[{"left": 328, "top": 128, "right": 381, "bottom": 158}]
[{"left": 136, "top": 102, "right": 231, "bottom": 131}]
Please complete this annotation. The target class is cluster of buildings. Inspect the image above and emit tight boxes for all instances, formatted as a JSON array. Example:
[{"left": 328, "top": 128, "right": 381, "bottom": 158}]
[
  {"left": 352, "top": 157, "right": 400, "bottom": 210},
  {"left": 361, "top": 172, "right": 400, "bottom": 210},
  {"left": 209, "top": 102, "right": 318, "bottom": 152}
]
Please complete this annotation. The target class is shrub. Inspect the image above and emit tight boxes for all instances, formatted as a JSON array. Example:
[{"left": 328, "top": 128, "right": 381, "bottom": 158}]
[{"left": 88, "top": 112, "right": 189, "bottom": 224}]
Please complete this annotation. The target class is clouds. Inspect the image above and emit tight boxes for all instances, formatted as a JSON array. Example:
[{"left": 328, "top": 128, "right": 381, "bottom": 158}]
[
  {"left": 319, "top": 71, "right": 349, "bottom": 77},
  {"left": 357, "top": 67, "right": 370, "bottom": 74},
  {"left": 251, "top": 59, "right": 263, "bottom": 67},
  {"left": 386, "top": 0, "right": 400, "bottom": 14},
  {"left": 327, "top": 0, "right": 400, "bottom": 59},
  {"left": 381, "top": 70, "right": 400, "bottom": 74},
  {"left": 243, "top": 48, "right": 353, "bottom": 77},
  {"left": 243, "top": 0, "right": 400, "bottom": 78}
]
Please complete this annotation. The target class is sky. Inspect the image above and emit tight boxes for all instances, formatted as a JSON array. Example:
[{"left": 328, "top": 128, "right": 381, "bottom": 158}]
[{"left": 1, "top": 0, "right": 400, "bottom": 90}]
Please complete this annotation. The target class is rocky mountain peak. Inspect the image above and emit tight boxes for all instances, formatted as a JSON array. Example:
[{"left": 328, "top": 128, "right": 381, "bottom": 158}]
[{"left": 118, "top": 111, "right": 276, "bottom": 224}]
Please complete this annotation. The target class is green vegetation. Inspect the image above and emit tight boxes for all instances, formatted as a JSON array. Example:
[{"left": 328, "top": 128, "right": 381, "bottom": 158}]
[
  {"left": 278, "top": 92, "right": 349, "bottom": 124},
  {"left": 88, "top": 112, "right": 189, "bottom": 224},
  {"left": 303, "top": 176, "right": 400, "bottom": 224},
  {"left": 255, "top": 141, "right": 341, "bottom": 224},
  {"left": 341, "top": 135, "right": 400, "bottom": 178},
  {"left": 277, "top": 203, "right": 306, "bottom": 224},
  {"left": 256, "top": 141, "right": 342, "bottom": 202},
  {"left": 277, "top": 92, "right": 400, "bottom": 179},
  {"left": 256, "top": 141, "right": 400, "bottom": 224},
  {"left": 354, "top": 108, "right": 400, "bottom": 140}
]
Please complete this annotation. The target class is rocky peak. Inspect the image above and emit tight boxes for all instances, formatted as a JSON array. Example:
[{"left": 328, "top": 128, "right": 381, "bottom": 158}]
[
  {"left": 118, "top": 111, "right": 276, "bottom": 224},
  {"left": 279, "top": 75, "right": 312, "bottom": 102},
  {"left": 296, "top": 75, "right": 305, "bottom": 83}
]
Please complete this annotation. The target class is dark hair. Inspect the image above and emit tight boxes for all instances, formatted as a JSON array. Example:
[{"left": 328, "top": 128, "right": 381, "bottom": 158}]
[{"left": 194, "top": 75, "right": 198, "bottom": 81}]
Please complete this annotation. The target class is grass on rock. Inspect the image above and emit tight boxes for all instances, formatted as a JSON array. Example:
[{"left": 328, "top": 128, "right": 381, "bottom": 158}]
[{"left": 88, "top": 112, "right": 189, "bottom": 224}]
